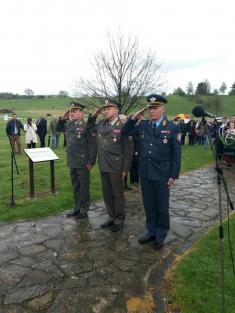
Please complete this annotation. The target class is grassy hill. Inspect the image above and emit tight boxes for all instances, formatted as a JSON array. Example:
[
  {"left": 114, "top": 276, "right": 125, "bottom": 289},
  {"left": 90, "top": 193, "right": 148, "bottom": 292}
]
[{"left": 0, "top": 95, "right": 234, "bottom": 120}]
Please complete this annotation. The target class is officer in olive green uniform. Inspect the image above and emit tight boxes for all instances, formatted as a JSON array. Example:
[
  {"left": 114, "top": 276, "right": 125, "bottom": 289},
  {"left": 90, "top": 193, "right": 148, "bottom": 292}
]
[
  {"left": 65, "top": 102, "right": 97, "bottom": 218},
  {"left": 87, "top": 100, "right": 133, "bottom": 232}
]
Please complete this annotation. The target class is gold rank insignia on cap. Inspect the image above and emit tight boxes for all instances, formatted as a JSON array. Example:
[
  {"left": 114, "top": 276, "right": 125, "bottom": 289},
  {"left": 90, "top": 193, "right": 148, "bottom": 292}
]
[
  {"left": 149, "top": 97, "right": 157, "bottom": 102},
  {"left": 102, "top": 99, "right": 120, "bottom": 109},
  {"left": 146, "top": 94, "right": 167, "bottom": 106}
]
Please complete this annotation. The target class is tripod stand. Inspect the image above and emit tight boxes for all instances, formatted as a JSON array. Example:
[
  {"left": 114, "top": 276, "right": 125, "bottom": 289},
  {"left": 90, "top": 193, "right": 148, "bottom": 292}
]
[
  {"left": 8, "top": 136, "right": 19, "bottom": 207},
  {"left": 202, "top": 117, "right": 234, "bottom": 313}
]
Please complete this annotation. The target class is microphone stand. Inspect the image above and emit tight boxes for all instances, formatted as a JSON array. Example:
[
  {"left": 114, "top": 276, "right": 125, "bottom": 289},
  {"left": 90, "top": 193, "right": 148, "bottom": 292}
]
[
  {"left": 202, "top": 116, "right": 234, "bottom": 313},
  {"left": 8, "top": 136, "right": 20, "bottom": 207}
]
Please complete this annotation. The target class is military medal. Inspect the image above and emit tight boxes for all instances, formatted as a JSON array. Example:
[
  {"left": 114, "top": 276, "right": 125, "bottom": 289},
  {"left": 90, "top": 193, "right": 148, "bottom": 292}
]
[
  {"left": 113, "top": 136, "right": 117, "bottom": 142},
  {"left": 163, "top": 137, "right": 168, "bottom": 144},
  {"left": 77, "top": 132, "right": 81, "bottom": 139}
]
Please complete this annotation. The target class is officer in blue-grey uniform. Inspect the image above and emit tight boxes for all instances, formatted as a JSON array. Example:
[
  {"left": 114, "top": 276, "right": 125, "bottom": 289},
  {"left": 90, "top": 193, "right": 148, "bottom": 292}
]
[
  {"left": 63, "top": 101, "right": 97, "bottom": 218},
  {"left": 121, "top": 94, "right": 181, "bottom": 250}
]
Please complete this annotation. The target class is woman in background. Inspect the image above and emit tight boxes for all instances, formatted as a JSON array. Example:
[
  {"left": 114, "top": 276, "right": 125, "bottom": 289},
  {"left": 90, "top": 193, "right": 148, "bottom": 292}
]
[{"left": 24, "top": 117, "right": 37, "bottom": 148}]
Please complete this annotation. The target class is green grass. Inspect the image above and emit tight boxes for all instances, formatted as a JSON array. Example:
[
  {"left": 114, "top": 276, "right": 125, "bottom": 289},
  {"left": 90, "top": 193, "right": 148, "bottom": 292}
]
[
  {"left": 0, "top": 126, "right": 213, "bottom": 222},
  {"left": 168, "top": 215, "right": 235, "bottom": 313},
  {"left": 2, "top": 94, "right": 230, "bottom": 221},
  {"left": 1, "top": 95, "right": 235, "bottom": 118}
]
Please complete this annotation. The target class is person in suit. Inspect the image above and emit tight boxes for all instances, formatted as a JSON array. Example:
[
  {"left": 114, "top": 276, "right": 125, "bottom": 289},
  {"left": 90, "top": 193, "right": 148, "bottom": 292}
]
[
  {"left": 121, "top": 94, "right": 181, "bottom": 250},
  {"left": 64, "top": 102, "right": 97, "bottom": 218},
  {"left": 6, "top": 113, "right": 24, "bottom": 154},
  {"left": 36, "top": 115, "right": 47, "bottom": 147},
  {"left": 88, "top": 100, "right": 133, "bottom": 232}
]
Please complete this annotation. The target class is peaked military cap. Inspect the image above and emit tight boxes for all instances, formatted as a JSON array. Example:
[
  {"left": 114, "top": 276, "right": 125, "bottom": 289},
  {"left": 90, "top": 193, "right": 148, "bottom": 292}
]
[
  {"left": 146, "top": 94, "right": 167, "bottom": 107},
  {"left": 102, "top": 99, "right": 120, "bottom": 109},
  {"left": 70, "top": 101, "right": 86, "bottom": 111}
]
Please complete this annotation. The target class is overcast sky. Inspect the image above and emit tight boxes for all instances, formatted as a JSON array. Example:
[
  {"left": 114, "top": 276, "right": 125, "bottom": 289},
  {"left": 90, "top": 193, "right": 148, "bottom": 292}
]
[{"left": 0, "top": 0, "right": 234, "bottom": 95}]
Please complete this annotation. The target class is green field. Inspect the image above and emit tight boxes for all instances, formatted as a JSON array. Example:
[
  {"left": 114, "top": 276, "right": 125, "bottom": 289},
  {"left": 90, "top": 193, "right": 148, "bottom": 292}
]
[
  {"left": 1, "top": 94, "right": 234, "bottom": 221},
  {"left": 0, "top": 95, "right": 234, "bottom": 119},
  {"left": 167, "top": 215, "right": 235, "bottom": 313}
]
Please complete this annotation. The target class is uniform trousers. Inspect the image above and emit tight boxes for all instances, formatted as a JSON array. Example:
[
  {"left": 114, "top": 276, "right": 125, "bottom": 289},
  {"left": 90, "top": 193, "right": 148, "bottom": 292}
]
[
  {"left": 140, "top": 177, "right": 170, "bottom": 243},
  {"left": 130, "top": 161, "right": 139, "bottom": 184},
  {"left": 100, "top": 171, "right": 125, "bottom": 225},
  {"left": 70, "top": 167, "right": 90, "bottom": 214}
]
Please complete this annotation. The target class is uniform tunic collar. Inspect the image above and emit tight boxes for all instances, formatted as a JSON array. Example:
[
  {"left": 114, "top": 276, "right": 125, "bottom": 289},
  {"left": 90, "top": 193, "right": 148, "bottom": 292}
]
[
  {"left": 109, "top": 117, "right": 119, "bottom": 126},
  {"left": 151, "top": 115, "right": 164, "bottom": 128}
]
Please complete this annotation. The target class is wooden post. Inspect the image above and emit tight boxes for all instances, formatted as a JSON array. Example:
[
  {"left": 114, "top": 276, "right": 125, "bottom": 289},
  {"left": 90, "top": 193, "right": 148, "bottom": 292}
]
[
  {"left": 50, "top": 160, "right": 55, "bottom": 194},
  {"left": 29, "top": 159, "right": 34, "bottom": 198}
]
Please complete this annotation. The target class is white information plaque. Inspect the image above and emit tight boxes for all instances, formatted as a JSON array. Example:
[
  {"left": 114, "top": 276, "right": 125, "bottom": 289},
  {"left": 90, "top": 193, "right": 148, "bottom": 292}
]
[{"left": 24, "top": 148, "right": 59, "bottom": 163}]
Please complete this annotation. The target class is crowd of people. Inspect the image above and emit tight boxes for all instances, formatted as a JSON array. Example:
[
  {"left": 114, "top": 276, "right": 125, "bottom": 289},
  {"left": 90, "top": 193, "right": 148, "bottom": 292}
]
[
  {"left": 4, "top": 97, "right": 235, "bottom": 250},
  {"left": 5, "top": 113, "right": 67, "bottom": 153},
  {"left": 175, "top": 115, "right": 235, "bottom": 166}
]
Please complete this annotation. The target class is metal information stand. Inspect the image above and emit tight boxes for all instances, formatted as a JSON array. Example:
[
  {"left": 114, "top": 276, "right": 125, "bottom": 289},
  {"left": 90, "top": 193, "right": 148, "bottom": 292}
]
[{"left": 24, "top": 148, "right": 59, "bottom": 198}]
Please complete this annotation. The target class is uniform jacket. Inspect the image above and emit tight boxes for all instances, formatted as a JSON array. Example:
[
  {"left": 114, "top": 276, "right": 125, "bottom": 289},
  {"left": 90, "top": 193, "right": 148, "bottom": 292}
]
[
  {"left": 36, "top": 118, "right": 47, "bottom": 136},
  {"left": 121, "top": 116, "right": 181, "bottom": 182},
  {"left": 87, "top": 116, "right": 133, "bottom": 173},
  {"left": 24, "top": 123, "right": 38, "bottom": 144},
  {"left": 66, "top": 119, "right": 97, "bottom": 168},
  {"left": 6, "top": 119, "right": 24, "bottom": 136},
  {"left": 132, "top": 133, "right": 142, "bottom": 162}
]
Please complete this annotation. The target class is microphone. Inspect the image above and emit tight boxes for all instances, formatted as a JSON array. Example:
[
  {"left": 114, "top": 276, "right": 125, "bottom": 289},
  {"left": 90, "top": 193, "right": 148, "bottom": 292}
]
[{"left": 192, "top": 106, "right": 215, "bottom": 118}]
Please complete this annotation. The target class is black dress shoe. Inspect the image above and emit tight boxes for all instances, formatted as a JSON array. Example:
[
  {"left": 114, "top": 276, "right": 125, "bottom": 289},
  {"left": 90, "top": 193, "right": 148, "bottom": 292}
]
[
  {"left": 100, "top": 220, "right": 114, "bottom": 228},
  {"left": 154, "top": 241, "right": 164, "bottom": 250},
  {"left": 76, "top": 212, "right": 88, "bottom": 219},
  {"left": 66, "top": 211, "right": 80, "bottom": 218},
  {"left": 138, "top": 233, "right": 155, "bottom": 244},
  {"left": 110, "top": 224, "right": 123, "bottom": 232}
]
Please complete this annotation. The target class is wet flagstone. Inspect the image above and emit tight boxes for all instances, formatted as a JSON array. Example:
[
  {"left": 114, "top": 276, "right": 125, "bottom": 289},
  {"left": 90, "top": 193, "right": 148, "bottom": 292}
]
[{"left": 0, "top": 166, "right": 235, "bottom": 312}]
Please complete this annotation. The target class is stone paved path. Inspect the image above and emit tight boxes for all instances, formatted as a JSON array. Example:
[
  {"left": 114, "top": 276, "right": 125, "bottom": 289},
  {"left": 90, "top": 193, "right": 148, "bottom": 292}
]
[{"left": 0, "top": 166, "right": 235, "bottom": 313}]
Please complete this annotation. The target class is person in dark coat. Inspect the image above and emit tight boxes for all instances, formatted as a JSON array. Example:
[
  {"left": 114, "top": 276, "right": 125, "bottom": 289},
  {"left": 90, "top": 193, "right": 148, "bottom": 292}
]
[
  {"left": 64, "top": 102, "right": 97, "bottom": 218},
  {"left": 187, "top": 119, "right": 196, "bottom": 145},
  {"left": 56, "top": 116, "right": 67, "bottom": 148},
  {"left": 88, "top": 100, "right": 133, "bottom": 232},
  {"left": 179, "top": 119, "right": 187, "bottom": 145},
  {"left": 6, "top": 113, "right": 24, "bottom": 154},
  {"left": 121, "top": 94, "right": 181, "bottom": 250},
  {"left": 36, "top": 115, "right": 47, "bottom": 147}
]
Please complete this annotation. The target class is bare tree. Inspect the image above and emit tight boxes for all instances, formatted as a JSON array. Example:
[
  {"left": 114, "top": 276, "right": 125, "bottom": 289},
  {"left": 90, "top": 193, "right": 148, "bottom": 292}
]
[
  {"left": 24, "top": 88, "right": 34, "bottom": 97},
  {"left": 77, "top": 31, "right": 164, "bottom": 114}
]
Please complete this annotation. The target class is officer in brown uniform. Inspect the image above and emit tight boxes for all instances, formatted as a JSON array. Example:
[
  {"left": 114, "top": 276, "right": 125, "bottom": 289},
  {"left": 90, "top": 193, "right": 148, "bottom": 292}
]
[
  {"left": 64, "top": 102, "right": 97, "bottom": 218},
  {"left": 88, "top": 100, "right": 133, "bottom": 232}
]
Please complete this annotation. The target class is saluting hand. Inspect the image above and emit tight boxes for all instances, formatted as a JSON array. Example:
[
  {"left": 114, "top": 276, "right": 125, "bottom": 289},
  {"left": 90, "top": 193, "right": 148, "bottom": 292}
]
[
  {"left": 62, "top": 110, "right": 70, "bottom": 120},
  {"left": 131, "top": 108, "right": 146, "bottom": 121},
  {"left": 92, "top": 107, "right": 103, "bottom": 117}
]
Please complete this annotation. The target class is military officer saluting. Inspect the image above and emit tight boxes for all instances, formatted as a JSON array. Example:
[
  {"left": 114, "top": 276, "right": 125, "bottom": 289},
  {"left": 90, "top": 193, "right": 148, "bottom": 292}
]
[
  {"left": 64, "top": 102, "right": 97, "bottom": 218},
  {"left": 121, "top": 94, "right": 181, "bottom": 249},
  {"left": 88, "top": 100, "right": 133, "bottom": 232}
]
